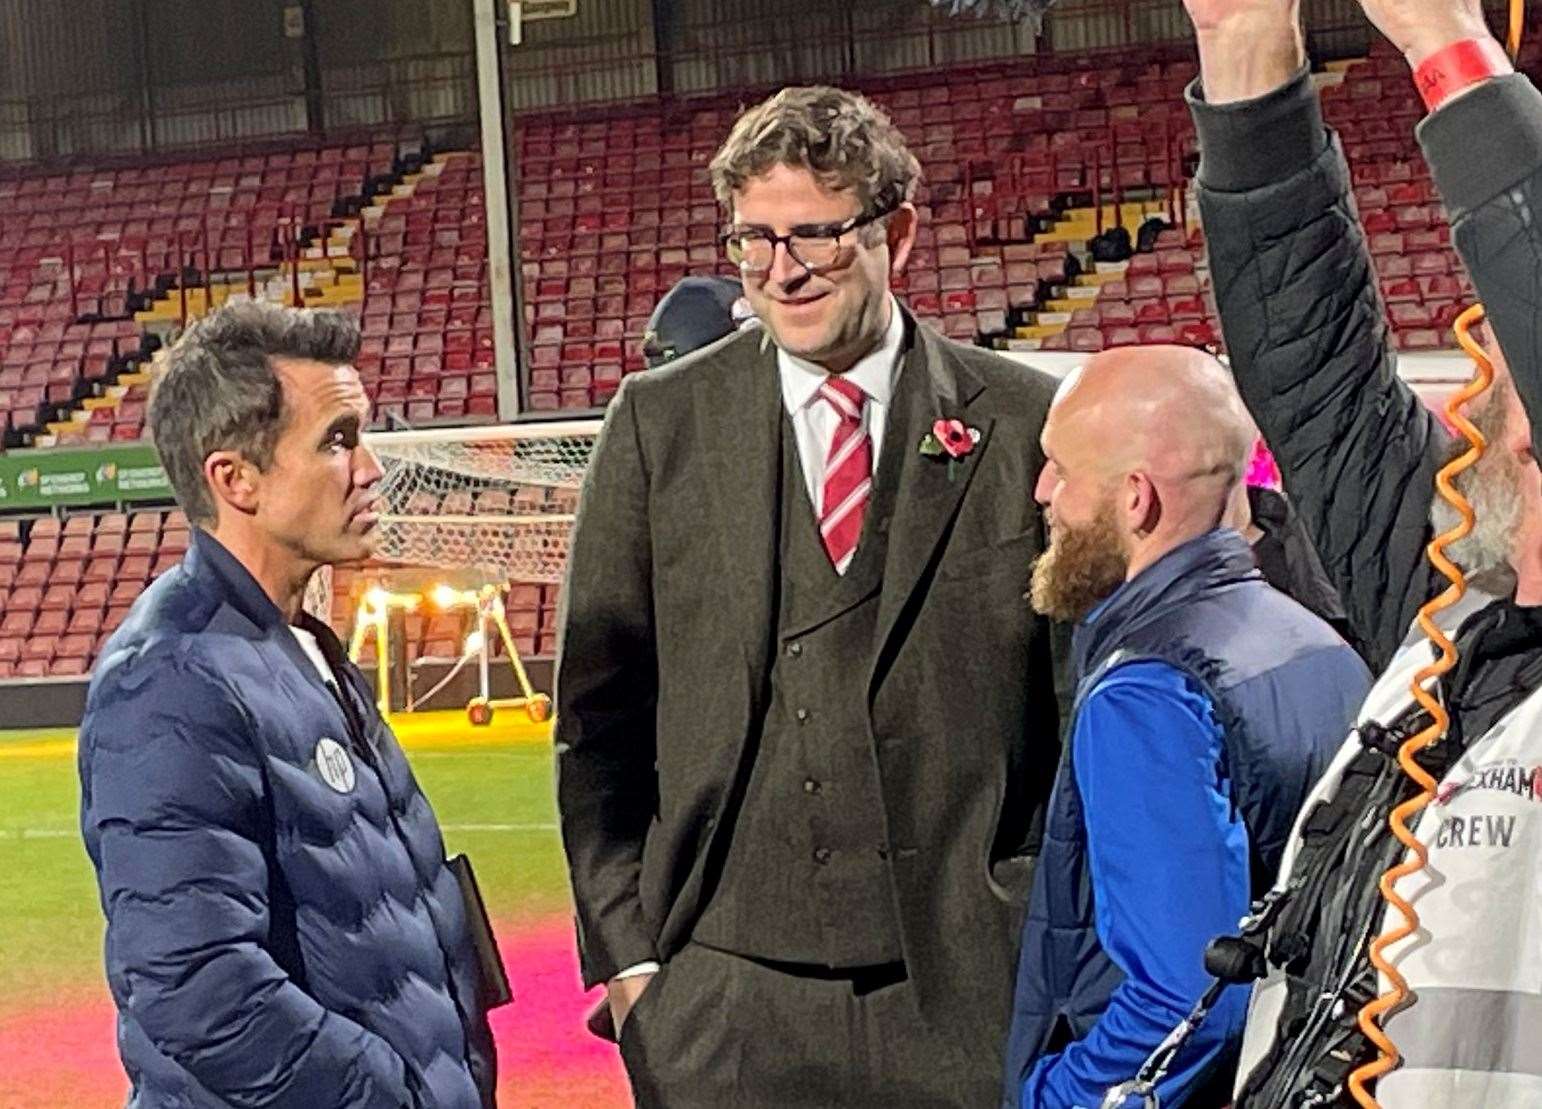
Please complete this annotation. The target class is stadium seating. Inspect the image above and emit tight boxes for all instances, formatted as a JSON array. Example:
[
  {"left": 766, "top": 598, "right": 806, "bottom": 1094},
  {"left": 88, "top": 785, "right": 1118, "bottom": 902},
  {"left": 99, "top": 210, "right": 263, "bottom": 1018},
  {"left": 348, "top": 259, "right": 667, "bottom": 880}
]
[
  {"left": 0, "top": 143, "right": 398, "bottom": 306},
  {"left": 9, "top": 37, "right": 1542, "bottom": 687},
  {"left": 0, "top": 507, "right": 184, "bottom": 678},
  {"left": 4, "top": 39, "right": 1528, "bottom": 444},
  {"left": 0, "top": 140, "right": 405, "bottom": 444},
  {"left": 0, "top": 504, "right": 561, "bottom": 679},
  {"left": 514, "top": 51, "right": 1205, "bottom": 395},
  {"left": 358, "top": 152, "right": 499, "bottom": 424}
]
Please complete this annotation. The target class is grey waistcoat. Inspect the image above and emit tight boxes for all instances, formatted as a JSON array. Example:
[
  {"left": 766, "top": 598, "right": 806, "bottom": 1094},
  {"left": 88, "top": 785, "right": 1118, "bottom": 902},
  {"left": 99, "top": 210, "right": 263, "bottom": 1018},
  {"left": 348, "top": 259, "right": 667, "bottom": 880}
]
[{"left": 693, "top": 412, "right": 906, "bottom": 967}]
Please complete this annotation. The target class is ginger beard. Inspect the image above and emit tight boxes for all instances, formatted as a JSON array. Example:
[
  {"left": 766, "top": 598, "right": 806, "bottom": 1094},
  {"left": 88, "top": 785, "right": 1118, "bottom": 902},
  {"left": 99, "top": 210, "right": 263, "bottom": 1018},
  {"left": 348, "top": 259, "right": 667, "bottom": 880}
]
[{"left": 1029, "top": 493, "right": 1130, "bottom": 623}]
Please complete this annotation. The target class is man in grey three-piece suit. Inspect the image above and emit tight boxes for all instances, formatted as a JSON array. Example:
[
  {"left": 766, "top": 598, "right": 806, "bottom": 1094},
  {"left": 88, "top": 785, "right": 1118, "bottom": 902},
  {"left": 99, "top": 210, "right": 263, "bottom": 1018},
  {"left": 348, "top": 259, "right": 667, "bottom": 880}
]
[{"left": 555, "top": 84, "right": 1062, "bottom": 1107}]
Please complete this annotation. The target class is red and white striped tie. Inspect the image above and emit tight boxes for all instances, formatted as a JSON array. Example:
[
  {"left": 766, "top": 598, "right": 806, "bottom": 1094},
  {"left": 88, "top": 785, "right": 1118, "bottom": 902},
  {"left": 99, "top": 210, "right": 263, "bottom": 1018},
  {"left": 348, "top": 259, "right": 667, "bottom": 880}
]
[{"left": 817, "top": 376, "right": 872, "bottom": 574}]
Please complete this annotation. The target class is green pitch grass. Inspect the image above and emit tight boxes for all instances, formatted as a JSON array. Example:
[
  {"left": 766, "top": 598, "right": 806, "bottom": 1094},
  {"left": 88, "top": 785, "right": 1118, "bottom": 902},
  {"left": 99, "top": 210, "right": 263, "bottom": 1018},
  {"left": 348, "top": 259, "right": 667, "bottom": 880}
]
[{"left": 0, "top": 726, "right": 630, "bottom": 1108}]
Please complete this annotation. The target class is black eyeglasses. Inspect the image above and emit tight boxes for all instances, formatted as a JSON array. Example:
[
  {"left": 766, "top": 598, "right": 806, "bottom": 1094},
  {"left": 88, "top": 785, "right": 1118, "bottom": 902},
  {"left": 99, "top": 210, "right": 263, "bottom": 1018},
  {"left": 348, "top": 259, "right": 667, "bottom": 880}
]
[{"left": 722, "top": 202, "right": 897, "bottom": 276}]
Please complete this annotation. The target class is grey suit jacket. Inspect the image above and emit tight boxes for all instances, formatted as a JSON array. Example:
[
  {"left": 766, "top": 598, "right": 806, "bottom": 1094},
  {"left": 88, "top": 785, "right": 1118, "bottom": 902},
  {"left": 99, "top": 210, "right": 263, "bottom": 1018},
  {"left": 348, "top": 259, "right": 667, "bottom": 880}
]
[{"left": 555, "top": 312, "right": 1062, "bottom": 1058}]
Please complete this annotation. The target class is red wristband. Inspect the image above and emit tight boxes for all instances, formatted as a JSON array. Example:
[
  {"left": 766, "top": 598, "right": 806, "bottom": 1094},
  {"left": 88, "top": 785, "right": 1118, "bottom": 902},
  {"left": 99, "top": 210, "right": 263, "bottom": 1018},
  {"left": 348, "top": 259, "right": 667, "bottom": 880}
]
[{"left": 1413, "top": 38, "right": 1512, "bottom": 113}]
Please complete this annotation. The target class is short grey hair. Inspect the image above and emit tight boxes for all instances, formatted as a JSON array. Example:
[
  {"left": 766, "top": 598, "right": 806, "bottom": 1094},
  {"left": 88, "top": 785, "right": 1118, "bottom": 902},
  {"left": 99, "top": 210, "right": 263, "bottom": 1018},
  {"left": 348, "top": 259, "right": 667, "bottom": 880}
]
[
  {"left": 147, "top": 300, "right": 361, "bottom": 527},
  {"left": 710, "top": 85, "right": 922, "bottom": 217}
]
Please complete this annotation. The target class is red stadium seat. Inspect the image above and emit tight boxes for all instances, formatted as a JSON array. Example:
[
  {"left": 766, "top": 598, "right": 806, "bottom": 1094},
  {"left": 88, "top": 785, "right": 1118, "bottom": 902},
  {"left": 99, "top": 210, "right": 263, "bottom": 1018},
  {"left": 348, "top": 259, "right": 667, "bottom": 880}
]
[
  {"left": 1411, "top": 251, "right": 1451, "bottom": 276},
  {"left": 33, "top": 610, "right": 67, "bottom": 636},
  {"left": 1098, "top": 302, "right": 1136, "bottom": 327},
  {"left": 1169, "top": 297, "right": 1206, "bottom": 321},
  {"left": 1126, "top": 254, "right": 1160, "bottom": 277},
  {"left": 1175, "top": 321, "right": 1219, "bottom": 348},
  {"left": 0, "top": 611, "right": 31, "bottom": 636},
  {"left": 39, "top": 585, "right": 74, "bottom": 611},
  {"left": 1068, "top": 327, "right": 1104, "bottom": 352},
  {"left": 23, "top": 633, "right": 57, "bottom": 660}
]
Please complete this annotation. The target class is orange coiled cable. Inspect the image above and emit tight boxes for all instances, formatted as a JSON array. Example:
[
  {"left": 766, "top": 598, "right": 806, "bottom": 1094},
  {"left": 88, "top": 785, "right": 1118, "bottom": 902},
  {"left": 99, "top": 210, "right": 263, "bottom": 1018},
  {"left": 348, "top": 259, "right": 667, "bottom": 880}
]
[
  {"left": 1346, "top": 5, "right": 1524, "bottom": 1099},
  {"left": 1345, "top": 304, "right": 1494, "bottom": 1106}
]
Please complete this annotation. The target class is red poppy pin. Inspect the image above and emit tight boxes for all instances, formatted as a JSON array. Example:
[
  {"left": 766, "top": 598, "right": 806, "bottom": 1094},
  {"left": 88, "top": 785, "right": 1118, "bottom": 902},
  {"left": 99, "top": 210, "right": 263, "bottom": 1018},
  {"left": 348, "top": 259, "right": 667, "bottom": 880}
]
[{"left": 919, "top": 418, "right": 981, "bottom": 478}]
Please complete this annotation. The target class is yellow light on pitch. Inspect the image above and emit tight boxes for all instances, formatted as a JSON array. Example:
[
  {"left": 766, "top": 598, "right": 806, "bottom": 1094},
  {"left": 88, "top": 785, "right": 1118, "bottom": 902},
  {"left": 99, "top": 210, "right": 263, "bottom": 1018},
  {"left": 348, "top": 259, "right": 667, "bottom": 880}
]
[{"left": 432, "top": 583, "right": 460, "bottom": 609}]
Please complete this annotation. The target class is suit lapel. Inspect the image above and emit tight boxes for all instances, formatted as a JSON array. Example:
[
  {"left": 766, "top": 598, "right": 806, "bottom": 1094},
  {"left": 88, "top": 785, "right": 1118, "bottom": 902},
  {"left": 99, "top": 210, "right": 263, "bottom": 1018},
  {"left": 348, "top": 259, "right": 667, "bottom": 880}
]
[
  {"left": 697, "top": 330, "right": 783, "bottom": 689},
  {"left": 869, "top": 320, "right": 992, "bottom": 692}
]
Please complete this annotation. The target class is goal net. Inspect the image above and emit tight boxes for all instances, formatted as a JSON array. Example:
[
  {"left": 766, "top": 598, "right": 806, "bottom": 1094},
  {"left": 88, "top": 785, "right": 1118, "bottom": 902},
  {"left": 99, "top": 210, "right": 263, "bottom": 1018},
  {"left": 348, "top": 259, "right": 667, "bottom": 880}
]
[
  {"left": 314, "top": 418, "right": 602, "bottom": 705},
  {"left": 365, "top": 418, "right": 602, "bottom": 585}
]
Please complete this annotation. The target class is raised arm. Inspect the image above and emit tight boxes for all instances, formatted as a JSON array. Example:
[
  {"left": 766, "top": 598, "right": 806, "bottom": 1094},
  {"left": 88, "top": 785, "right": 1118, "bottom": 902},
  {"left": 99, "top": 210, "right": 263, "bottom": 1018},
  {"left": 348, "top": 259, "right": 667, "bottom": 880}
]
[
  {"left": 1357, "top": 0, "right": 1542, "bottom": 470},
  {"left": 1184, "top": 0, "right": 1448, "bottom": 670}
]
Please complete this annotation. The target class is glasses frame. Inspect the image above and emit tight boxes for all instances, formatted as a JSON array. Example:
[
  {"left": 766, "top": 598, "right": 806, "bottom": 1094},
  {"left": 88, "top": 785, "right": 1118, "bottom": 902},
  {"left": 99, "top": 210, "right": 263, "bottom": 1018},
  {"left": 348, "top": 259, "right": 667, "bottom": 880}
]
[{"left": 721, "top": 200, "right": 899, "bottom": 276}]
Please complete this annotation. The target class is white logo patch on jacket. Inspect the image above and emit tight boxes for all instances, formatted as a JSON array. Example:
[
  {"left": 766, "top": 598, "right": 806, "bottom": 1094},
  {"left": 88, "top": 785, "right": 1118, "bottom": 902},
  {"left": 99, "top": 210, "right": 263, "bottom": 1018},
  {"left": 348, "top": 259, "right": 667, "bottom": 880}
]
[{"left": 314, "top": 737, "right": 356, "bottom": 794}]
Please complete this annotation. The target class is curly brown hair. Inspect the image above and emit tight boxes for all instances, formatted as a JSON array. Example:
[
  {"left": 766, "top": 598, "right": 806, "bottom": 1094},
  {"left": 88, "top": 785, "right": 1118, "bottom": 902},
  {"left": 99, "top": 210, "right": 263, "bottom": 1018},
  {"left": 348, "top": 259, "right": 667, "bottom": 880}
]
[{"left": 709, "top": 85, "right": 922, "bottom": 217}]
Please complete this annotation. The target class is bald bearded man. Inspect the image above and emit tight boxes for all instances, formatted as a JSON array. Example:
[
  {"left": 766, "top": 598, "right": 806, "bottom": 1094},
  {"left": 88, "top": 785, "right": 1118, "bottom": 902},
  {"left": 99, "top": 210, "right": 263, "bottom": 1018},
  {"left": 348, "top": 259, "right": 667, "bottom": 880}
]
[{"left": 1000, "top": 347, "right": 1370, "bottom": 1109}]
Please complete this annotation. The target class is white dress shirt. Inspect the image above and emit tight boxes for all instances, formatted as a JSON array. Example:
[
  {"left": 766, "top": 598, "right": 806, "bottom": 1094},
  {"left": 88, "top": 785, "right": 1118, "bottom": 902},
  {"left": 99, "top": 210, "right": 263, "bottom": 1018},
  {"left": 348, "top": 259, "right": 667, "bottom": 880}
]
[
  {"left": 290, "top": 625, "right": 338, "bottom": 690},
  {"left": 609, "top": 301, "right": 906, "bottom": 987},
  {"left": 777, "top": 296, "right": 906, "bottom": 516}
]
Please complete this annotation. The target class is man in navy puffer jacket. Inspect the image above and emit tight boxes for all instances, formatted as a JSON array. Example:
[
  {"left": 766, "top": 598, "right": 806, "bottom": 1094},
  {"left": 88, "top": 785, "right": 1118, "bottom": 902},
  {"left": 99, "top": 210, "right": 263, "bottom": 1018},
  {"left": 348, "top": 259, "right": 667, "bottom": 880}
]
[{"left": 79, "top": 301, "right": 497, "bottom": 1108}]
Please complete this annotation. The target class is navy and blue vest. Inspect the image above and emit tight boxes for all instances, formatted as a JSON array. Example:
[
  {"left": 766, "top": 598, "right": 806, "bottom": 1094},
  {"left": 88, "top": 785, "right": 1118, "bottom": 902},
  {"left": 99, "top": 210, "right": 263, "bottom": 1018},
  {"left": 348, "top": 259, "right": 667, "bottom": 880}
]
[{"left": 1001, "top": 529, "right": 1369, "bottom": 1105}]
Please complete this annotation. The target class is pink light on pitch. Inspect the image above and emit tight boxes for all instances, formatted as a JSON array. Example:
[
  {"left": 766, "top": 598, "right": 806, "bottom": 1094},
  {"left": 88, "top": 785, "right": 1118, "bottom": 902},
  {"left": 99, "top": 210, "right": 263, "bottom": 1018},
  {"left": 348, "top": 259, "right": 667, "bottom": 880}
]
[
  {"left": 0, "top": 988, "right": 126, "bottom": 1109},
  {"left": 0, "top": 917, "right": 632, "bottom": 1109},
  {"left": 492, "top": 915, "right": 632, "bottom": 1108}
]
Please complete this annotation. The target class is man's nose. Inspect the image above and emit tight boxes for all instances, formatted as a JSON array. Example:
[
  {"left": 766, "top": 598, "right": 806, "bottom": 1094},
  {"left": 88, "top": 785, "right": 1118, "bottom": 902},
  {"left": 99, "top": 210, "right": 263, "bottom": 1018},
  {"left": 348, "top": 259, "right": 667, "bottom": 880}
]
[
  {"left": 356, "top": 444, "right": 384, "bottom": 489},
  {"left": 766, "top": 239, "right": 809, "bottom": 288},
  {"left": 1034, "top": 462, "right": 1056, "bottom": 506}
]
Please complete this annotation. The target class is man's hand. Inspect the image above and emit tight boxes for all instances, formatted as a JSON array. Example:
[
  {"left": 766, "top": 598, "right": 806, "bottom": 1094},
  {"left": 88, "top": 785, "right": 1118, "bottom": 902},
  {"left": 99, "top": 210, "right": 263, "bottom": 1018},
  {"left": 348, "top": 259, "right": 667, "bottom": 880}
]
[
  {"left": 606, "top": 972, "right": 656, "bottom": 1037},
  {"left": 1183, "top": 0, "right": 1305, "bottom": 105},
  {"left": 1355, "top": 0, "right": 1499, "bottom": 69}
]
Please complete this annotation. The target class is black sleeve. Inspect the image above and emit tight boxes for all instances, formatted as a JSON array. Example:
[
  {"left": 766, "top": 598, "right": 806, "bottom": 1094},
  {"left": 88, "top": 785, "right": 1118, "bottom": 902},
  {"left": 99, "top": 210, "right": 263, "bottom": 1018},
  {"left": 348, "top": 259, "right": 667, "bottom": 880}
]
[
  {"left": 1190, "top": 68, "right": 1447, "bottom": 671},
  {"left": 553, "top": 376, "right": 661, "bottom": 988},
  {"left": 1420, "top": 74, "right": 1542, "bottom": 465}
]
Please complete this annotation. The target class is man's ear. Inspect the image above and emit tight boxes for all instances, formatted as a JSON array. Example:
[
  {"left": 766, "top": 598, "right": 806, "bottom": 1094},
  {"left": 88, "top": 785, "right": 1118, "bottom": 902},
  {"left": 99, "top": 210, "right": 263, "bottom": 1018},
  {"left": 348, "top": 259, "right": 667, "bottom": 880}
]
[
  {"left": 1127, "top": 471, "right": 1160, "bottom": 537},
  {"left": 886, "top": 202, "right": 919, "bottom": 278},
  {"left": 204, "top": 450, "right": 261, "bottom": 519}
]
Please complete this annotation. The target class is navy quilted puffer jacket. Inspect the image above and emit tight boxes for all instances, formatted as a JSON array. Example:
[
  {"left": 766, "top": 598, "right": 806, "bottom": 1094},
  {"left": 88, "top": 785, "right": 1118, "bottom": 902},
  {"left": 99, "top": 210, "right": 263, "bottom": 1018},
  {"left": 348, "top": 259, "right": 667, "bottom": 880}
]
[{"left": 79, "top": 530, "right": 496, "bottom": 1108}]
